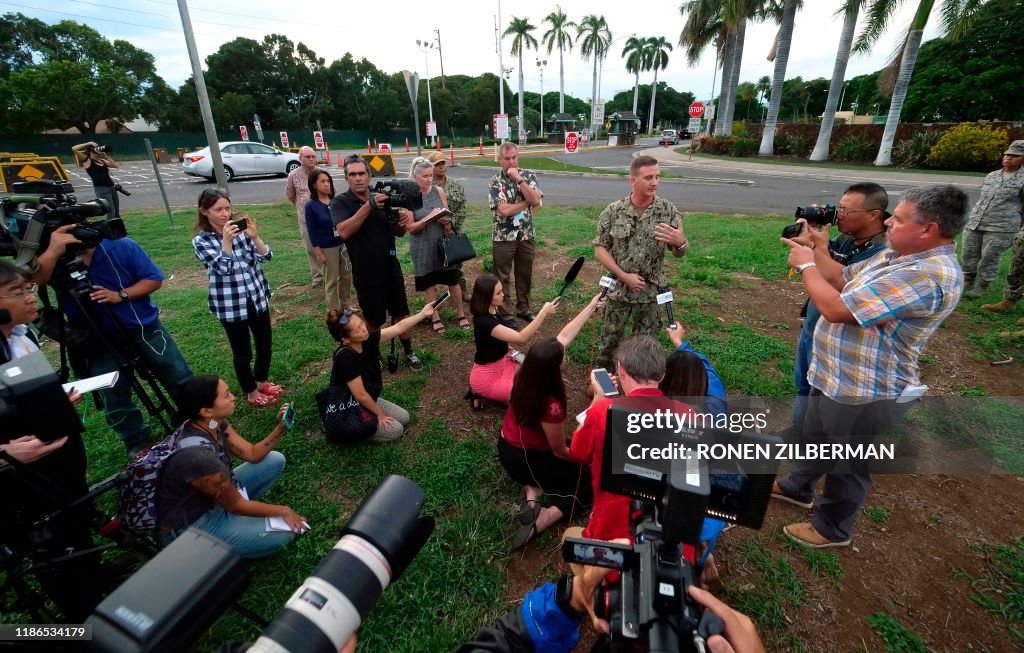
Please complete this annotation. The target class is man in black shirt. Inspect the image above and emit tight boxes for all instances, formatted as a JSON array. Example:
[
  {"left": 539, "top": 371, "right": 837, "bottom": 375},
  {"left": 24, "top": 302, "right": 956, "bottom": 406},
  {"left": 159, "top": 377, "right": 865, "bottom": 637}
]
[
  {"left": 330, "top": 156, "right": 423, "bottom": 371},
  {"left": 72, "top": 140, "right": 122, "bottom": 221}
]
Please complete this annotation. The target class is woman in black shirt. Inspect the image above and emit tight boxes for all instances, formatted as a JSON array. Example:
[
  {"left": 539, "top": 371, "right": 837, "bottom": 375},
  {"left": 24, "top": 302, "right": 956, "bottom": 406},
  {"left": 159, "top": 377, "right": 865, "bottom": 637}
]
[
  {"left": 326, "top": 302, "right": 435, "bottom": 442},
  {"left": 72, "top": 140, "right": 121, "bottom": 221}
]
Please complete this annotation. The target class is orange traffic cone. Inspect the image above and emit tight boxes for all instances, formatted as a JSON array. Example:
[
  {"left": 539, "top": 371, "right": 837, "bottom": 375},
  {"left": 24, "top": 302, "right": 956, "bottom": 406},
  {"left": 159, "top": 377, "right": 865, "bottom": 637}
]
[
  {"left": 367, "top": 138, "right": 371, "bottom": 154},
  {"left": 478, "top": 136, "right": 483, "bottom": 155},
  {"left": 405, "top": 137, "right": 410, "bottom": 152},
  {"left": 325, "top": 148, "right": 331, "bottom": 166},
  {"left": 436, "top": 137, "right": 442, "bottom": 151},
  {"left": 450, "top": 144, "right": 455, "bottom": 166},
  {"left": 373, "top": 138, "right": 378, "bottom": 152}
]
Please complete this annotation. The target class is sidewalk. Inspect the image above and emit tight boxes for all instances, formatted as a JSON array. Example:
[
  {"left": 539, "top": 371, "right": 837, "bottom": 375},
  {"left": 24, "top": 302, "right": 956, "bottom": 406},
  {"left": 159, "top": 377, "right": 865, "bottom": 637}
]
[{"left": 640, "top": 146, "right": 986, "bottom": 188}]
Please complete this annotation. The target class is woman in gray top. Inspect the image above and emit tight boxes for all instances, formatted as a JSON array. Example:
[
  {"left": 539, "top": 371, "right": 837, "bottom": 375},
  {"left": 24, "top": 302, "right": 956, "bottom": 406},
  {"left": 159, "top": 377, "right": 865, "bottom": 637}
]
[{"left": 406, "top": 156, "right": 469, "bottom": 331}]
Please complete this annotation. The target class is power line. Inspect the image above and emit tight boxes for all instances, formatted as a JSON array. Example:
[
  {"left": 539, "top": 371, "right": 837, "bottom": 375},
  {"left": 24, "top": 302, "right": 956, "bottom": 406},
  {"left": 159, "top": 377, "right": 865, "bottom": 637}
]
[
  {"left": 135, "top": 0, "right": 352, "bottom": 31},
  {"left": 65, "top": 0, "right": 270, "bottom": 35},
  {"left": 0, "top": 2, "right": 199, "bottom": 36}
]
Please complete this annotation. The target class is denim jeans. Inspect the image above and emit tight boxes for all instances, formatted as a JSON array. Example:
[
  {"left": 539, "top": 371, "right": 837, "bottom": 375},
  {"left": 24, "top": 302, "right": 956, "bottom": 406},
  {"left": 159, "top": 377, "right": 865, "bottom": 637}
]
[
  {"left": 88, "top": 319, "right": 193, "bottom": 446},
  {"left": 164, "top": 451, "right": 294, "bottom": 559},
  {"left": 791, "top": 323, "right": 813, "bottom": 427}
]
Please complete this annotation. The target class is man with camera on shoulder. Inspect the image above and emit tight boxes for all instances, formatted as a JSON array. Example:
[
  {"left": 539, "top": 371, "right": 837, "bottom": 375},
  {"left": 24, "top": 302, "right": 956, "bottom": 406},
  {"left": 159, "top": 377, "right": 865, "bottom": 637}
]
[
  {"left": 330, "top": 155, "right": 423, "bottom": 371},
  {"left": 72, "top": 141, "right": 123, "bottom": 222},
  {"left": 35, "top": 231, "right": 193, "bottom": 456},
  {"left": 788, "top": 183, "right": 890, "bottom": 427},
  {"left": 773, "top": 185, "right": 967, "bottom": 549}
]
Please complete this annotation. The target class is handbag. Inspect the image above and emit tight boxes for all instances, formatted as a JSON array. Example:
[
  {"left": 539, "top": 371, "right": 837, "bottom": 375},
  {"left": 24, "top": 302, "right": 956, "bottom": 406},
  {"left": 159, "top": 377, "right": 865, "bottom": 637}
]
[
  {"left": 316, "top": 348, "right": 378, "bottom": 443},
  {"left": 438, "top": 230, "right": 476, "bottom": 268}
]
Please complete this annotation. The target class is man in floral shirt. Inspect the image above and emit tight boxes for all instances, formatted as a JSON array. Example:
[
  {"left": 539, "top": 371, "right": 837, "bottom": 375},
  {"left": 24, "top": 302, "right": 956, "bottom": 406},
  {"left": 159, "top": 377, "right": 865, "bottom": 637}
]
[{"left": 487, "top": 142, "right": 542, "bottom": 327}]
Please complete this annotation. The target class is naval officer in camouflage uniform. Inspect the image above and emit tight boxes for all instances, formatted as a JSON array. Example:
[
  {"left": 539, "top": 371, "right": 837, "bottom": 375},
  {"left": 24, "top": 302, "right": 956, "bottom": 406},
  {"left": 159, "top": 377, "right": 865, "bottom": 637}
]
[
  {"left": 594, "top": 155, "right": 689, "bottom": 368},
  {"left": 488, "top": 142, "right": 543, "bottom": 325},
  {"left": 427, "top": 151, "right": 470, "bottom": 299},
  {"left": 981, "top": 141, "right": 1024, "bottom": 317},
  {"left": 962, "top": 139, "right": 1024, "bottom": 298}
]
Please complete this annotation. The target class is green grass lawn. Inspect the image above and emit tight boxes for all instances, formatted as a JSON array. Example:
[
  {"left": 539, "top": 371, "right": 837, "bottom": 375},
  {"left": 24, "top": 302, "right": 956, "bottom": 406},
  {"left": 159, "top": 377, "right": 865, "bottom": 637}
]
[{"left": 23, "top": 200, "right": 1024, "bottom": 649}]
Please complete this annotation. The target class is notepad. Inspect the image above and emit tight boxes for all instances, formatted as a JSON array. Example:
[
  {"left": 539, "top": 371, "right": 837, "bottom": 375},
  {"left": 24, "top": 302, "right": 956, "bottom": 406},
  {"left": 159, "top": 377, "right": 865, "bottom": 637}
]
[{"left": 62, "top": 371, "right": 119, "bottom": 395}]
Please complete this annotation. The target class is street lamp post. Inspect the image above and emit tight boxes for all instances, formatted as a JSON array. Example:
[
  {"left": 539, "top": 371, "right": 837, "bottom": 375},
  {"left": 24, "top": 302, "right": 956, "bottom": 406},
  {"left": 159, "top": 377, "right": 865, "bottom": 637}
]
[
  {"left": 416, "top": 39, "right": 436, "bottom": 146},
  {"left": 536, "top": 58, "right": 547, "bottom": 138}
]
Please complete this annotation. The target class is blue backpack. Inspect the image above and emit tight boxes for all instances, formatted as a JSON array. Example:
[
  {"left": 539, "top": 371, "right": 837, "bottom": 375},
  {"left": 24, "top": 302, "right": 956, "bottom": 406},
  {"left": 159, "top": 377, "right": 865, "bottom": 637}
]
[{"left": 118, "top": 423, "right": 216, "bottom": 531}]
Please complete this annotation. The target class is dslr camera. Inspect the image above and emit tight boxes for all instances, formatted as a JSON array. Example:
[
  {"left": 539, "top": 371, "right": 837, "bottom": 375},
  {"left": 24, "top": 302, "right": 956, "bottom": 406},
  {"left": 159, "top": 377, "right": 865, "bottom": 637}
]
[
  {"left": 84, "top": 143, "right": 113, "bottom": 156},
  {"left": 562, "top": 403, "right": 780, "bottom": 652},
  {"left": 370, "top": 178, "right": 423, "bottom": 225},
  {"left": 782, "top": 203, "right": 837, "bottom": 239}
]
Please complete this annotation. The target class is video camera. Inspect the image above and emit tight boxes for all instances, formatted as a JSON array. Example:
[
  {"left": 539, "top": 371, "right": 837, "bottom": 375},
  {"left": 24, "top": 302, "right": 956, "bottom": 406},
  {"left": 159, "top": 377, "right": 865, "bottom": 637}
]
[
  {"left": 0, "top": 351, "right": 84, "bottom": 441},
  {"left": 782, "top": 204, "right": 837, "bottom": 239},
  {"left": 88, "top": 475, "right": 435, "bottom": 653},
  {"left": 0, "top": 180, "right": 126, "bottom": 270},
  {"left": 370, "top": 178, "right": 423, "bottom": 225},
  {"left": 562, "top": 403, "right": 780, "bottom": 652}
]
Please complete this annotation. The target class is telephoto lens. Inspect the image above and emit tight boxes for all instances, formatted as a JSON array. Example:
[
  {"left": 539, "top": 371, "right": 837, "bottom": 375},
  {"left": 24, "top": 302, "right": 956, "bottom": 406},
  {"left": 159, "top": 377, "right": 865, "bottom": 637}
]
[{"left": 248, "top": 475, "right": 435, "bottom": 653}]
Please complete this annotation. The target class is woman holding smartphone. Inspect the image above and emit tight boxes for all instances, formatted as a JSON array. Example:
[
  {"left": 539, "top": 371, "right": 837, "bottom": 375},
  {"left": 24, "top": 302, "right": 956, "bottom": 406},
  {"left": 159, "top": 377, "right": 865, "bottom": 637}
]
[
  {"left": 406, "top": 157, "right": 467, "bottom": 332},
  {"left": 193, "top": 189, "right": 283, "bottom": 407}
]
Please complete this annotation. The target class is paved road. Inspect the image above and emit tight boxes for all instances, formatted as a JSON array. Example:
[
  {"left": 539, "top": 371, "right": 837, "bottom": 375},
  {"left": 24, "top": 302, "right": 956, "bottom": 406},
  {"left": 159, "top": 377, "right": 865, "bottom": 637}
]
[{"left": 70, "top": 138, "right": 978, "bottom": 216}]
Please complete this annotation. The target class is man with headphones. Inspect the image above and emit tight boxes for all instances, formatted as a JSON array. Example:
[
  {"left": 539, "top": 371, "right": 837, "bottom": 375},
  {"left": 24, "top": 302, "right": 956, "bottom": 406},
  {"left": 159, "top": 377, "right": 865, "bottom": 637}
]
[{"left": 37, "top": 233, "right": 193, "bottom": 456}]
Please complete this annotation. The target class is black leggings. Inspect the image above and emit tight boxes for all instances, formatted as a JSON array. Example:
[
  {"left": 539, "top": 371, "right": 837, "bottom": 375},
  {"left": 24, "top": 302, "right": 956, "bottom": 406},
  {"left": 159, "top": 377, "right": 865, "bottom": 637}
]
[
  {"left": 497, "top": 437, "right": 593, "bottom": 518},
  {"left": 220, "top": 300, "right": 272, "bottom": 394}
]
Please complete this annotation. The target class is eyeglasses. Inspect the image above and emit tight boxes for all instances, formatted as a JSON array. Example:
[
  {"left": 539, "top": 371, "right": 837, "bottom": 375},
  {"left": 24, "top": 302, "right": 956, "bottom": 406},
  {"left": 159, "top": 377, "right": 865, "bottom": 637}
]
[
  {"left": 338, "top": 308, "right": 353, "bottom": 326},
  {"left": 837, "top": 207, "right": 875, "bottom": 216},
  {"left": 0, "top": 283, "right": 37, "bottom": 300}
]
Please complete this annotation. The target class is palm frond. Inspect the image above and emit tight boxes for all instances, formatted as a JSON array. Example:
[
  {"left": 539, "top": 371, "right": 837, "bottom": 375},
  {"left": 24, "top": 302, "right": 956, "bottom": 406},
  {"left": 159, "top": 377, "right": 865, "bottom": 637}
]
[
  {"left": 853, "top": 0, "right": 904, "bottom": 54},
  {"left": 941, "top": 0, "right": 985, "bottom": 40}
]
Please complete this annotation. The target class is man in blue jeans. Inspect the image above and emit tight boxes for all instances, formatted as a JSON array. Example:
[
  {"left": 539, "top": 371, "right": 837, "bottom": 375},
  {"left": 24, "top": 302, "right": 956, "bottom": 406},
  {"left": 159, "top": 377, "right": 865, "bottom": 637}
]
[
  {"left": 790, "top": 183, "right": 889, "bottom": 427},
  {"left": 39, "top": 235, "right": 193, "bottom": 456}
]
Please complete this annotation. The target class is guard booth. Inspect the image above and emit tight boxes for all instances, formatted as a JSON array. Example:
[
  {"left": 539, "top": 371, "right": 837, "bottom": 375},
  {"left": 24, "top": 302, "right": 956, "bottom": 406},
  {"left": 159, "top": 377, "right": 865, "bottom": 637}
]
[
  {"left": 607, "top": 111, "right": 640, "bottom": 146},
  {"left": 545, "top": 113, "right": 577, "bottom": 144}
]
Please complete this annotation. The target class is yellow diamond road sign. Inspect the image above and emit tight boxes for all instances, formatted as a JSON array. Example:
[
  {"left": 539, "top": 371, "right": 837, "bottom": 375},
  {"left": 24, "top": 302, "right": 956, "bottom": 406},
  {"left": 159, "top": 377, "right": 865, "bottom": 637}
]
[
  {"left": 369, "top": 156, "right": 385, "bottom": 172},
  {"left": 18, "top": 164, "right": 45, "bottom": 180}
]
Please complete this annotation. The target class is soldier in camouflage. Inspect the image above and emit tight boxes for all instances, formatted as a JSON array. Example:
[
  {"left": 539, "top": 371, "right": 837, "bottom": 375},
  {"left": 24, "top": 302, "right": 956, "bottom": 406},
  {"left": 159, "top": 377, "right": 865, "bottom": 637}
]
[
  {"left": 594, "top": 155, "right": 689, "bottom": 369},
  {"left": 962, "top": 140, "right": 1024, "bottom": 297},
  {"left": 427, "top": 151, "right": 470, "bottom": 299},
  {"left": 488, "top": 142, "right": 543, "bottom": 325},
  {"left": 981, "top": 140, "right": 1024, "bottom": 319}
]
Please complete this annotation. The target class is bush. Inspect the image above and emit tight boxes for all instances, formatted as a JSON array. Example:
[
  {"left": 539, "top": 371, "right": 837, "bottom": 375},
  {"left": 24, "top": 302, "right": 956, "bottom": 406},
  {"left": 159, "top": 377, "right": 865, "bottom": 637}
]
[
  {"left": 925, "top": 123, "right": 1008, "bottom": 171},
  {"left": 830, "top": 134, "right": 875, "bottom": 162},
  {"left": 729, "top": 137, "right": 758, "bottom": 157},
  {"left": 892, "top": 131, "right": 942, "bottom": 169},
  {"left": 695, "top": 135, "right": 730, "bottom": 155},
  {"left": 775, "top": 131, "right": 812, "bottom": 157}
]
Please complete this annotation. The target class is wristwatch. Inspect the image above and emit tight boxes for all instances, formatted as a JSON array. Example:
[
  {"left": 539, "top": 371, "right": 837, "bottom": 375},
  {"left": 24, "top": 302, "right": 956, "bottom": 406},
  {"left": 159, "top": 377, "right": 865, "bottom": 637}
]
[
  {"left": 795, "top": 262, "right": 817, "bottom": 275},
  {"left": 118, "top": 289, "right": 129, "bottom": 301}
]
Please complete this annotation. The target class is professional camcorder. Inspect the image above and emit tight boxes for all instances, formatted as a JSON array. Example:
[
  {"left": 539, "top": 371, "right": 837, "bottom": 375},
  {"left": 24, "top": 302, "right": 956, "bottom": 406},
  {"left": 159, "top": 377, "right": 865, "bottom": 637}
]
[
  {"left": 782, "top": 204, "right": 837, "bottom": 239},
  {"left": 0, "top": 179, "right": 126, "bottom": 270},
  {"left": 370, "top": 178, "right": 423, "bottom": 225},
  {"left": 89, "top": 475, "right": 435, "bottom": 653},
  {"left": 562, "top": 403, "right": 780, "bottom": 652},
  {"left": 0, "top": 351, "right": 84, "bottom": 441}
]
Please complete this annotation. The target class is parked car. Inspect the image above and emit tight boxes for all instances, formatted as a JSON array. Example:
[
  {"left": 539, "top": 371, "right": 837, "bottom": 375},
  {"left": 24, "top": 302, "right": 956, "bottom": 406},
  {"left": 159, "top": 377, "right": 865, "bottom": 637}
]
[
  {"left": 183, "top": 141, "right": 301, "bottom": 182},
  {"left": 658, "top": 130, "right": 679, "bottom": 145}
]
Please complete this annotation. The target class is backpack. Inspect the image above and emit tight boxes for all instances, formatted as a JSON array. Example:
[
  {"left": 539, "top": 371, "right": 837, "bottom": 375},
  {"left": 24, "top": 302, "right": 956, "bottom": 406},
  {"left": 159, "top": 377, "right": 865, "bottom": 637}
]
[{"left": 118, "top": 423, "right": 217, "bottom": 531}]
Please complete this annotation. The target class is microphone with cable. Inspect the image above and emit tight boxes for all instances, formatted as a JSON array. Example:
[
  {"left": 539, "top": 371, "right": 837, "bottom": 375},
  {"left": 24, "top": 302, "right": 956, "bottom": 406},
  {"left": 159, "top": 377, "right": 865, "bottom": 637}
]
[
  {"left": 657, "top": 286, "right": 678, "bottom": 330},
  {"left": 598, "top": 272, "right": 617, "bottom": 300}
]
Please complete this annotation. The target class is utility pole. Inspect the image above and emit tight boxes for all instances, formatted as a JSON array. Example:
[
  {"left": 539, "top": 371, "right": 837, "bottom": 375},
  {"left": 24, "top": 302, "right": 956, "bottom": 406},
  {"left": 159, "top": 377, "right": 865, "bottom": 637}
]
[
  {"left": 176, "top": 0, "right": 226, "bottom": 191},
  {"left": 435, "top": 28, "right": 446, "bottom": 89},
  {"left": 496, "top": 0, "right": 505, "bottom": 116}
]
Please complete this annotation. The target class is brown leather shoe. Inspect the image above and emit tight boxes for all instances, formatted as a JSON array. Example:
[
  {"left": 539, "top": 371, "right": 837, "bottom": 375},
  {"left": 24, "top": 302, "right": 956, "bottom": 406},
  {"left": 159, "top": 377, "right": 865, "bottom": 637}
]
[
  {"left": 783, "top": 522, "right": 850, "bottom": 548},
  {"left": 981, "top": 299, "right": 1018, "bottom": 312}
]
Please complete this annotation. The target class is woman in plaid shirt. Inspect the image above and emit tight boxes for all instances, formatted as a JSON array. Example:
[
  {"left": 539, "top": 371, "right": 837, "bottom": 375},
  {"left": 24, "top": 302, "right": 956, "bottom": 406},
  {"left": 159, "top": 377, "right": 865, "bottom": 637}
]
[{"left": 193, "top": 189, "right": 284, "bottom": 407}]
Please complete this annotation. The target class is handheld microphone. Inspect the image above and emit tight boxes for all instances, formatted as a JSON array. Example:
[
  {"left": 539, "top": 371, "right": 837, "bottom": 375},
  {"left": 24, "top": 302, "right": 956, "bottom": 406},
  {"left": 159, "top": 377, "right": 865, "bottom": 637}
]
[
  {"left": 657, "top": 286, "right": 677, "bottom": 330},
  {"left": 598, "top": 273, "right": 617, "bottom": 300}
]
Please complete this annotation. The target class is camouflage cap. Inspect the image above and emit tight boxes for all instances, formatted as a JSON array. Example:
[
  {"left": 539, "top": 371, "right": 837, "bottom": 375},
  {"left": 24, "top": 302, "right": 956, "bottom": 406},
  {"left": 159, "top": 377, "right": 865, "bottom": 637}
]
[
  {"left": 426, "top": 151, "right": 446, "bottom": 165},
  {"left": 1005, "top": 140, "right": 1024, "bottom": 156}
]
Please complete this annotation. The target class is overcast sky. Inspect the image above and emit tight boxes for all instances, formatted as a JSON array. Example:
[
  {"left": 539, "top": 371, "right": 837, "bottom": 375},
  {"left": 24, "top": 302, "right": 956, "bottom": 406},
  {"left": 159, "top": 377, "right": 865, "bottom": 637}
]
[{"left": 22, "top": 1, "right": 941, "bottom": 104}]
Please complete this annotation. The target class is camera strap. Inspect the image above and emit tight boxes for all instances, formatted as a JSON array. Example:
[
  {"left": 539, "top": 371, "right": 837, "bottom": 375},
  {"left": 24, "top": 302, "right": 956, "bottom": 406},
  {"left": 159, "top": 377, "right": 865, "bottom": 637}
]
[{"left": 13, "top": 215, "right": 46, "bottom": 272}]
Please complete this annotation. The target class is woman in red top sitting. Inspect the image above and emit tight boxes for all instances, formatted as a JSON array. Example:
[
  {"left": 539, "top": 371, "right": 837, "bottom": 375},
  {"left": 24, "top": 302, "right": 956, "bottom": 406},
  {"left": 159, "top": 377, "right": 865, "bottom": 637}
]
[{"left": 500, "top": 293, "right": 604, "bottom": 550}]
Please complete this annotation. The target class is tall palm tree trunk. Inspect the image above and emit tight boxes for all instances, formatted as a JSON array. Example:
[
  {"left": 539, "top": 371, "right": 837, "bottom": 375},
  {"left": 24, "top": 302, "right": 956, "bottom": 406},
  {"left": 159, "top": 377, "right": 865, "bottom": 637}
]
[
  {"left": 875, "top": 28, "right": 924, "bottom": 166},
  {"left": 647, "top": 69, "right": 660, "bottom": 134},
  {"left": 559, "top": 47, "right": 565, "bottom": 112},
  {"left": 759, "top": 0, "right": 797, "bottom": 155},
  {"left": 632, "top": 72, "right": 639, "bottom": 115},
  {"left": 810, "top": 3, "right": 858, "bottom": 161},
  {"left": 715, "top": 30, "right": 737, "bottom": 136},
  {"left": 720, "top": 19, "right": 746, "bottom": 136},
  {"left": 518, "top": 50, "right": 525, "bottom": 140},
  {"left": 590, "top": 56, "right": 598, "bottom": 131}
]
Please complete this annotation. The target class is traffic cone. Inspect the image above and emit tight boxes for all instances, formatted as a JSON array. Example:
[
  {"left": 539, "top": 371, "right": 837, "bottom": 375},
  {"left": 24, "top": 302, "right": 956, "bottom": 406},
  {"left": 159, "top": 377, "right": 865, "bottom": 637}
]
[
  {"left": 450, "top": 144, "right": 455, "bottom": 166},
  {"left": 405, "top": 137, "right": 410, "bottom": 153},
  {"left": 437, "top": 137, "right": 442, "bottom": 152},
  {"left": 373, "top": 138, "right": 378, "bottom": 152},
  {"left": 367, "top": 138, "right": 371, "bottom": 154},
  {"left": 325, "top": 148, "right": 331, "bottom": 166},
  {"left": 478, "top": 136, "right": 483, "bottom": 155},
  {"left": 663, "top": 138, "right": 668, "bottom": 148}
]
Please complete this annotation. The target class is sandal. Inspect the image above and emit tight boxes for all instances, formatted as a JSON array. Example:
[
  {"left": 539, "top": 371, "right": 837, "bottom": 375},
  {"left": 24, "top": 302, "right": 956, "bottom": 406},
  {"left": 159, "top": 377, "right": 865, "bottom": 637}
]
[
  {"left": 464, "top": 388, "right": 483, "bottom": 411},
  {"left": 431, "top": 318, "right": 446, "bottom": 333},
  {"left": 457, "top": 316, "right": 471, "bottom": 329},
  {"left": 511, "top": 505, "right": 542, "bottom": 551},
  {"left": 519, "top": 500, "right": 541, "bottom": 525},
  {"left": 258, "top": 381, "right": 285, "bottom": 397},
  {"left": 247, "top": 392, "right": 279, "bottom": 408}
]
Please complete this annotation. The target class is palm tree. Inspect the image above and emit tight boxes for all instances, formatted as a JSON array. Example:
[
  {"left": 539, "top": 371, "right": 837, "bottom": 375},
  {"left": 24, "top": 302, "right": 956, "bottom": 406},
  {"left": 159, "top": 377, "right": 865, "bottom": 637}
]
[
  {"left": 737, "top": 81, "right": 758, "bottom": 120},
  {"left": 856, "top": 0, "right": 988, "bottom": 166},
  {"left": 504, "top": 16, "right": 538, "bottom": 141},
  {"left": 542, "top": 6, "right": 576, "bottom": 114},
  {"left": 756, "top": 75, "right": 771, "bottom": 106},
  {"left": 758, "top": 0, "right": 799, "bottom": 155},
  {"left": 678, "top": 0, "right": 726, "bottom": 131},
  {"left": 810, "top": 0, "right": 864, "bottom": 161},
  {"left": 646, "top": 36, "right": 673, "bottom": 134},
  {"left": 622, "top": 36, "right": 650, "bottom": 116},
  {"left": 577, "top": 14, "right": 612, "bottom": 132}
]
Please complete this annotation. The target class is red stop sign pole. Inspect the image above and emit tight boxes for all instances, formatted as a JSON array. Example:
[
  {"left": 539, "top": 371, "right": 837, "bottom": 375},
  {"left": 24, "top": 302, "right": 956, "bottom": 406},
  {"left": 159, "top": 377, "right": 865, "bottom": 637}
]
[
  {"left": 565, "top": 131, "right": 579, "bottom": 154},
  {"left": 688, "top": 102, "right": 705, "bottom": 119}
]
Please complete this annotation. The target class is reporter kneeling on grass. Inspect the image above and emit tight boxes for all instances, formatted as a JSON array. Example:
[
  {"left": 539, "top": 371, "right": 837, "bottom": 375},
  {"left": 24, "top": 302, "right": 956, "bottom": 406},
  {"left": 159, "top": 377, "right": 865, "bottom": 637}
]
[
  {"left": 157, "top": 375, "right": 306, "bottom": 558},
  {"left": 502, "top": 292, "right": 605, "bottom": 551},
  {"left": 326, "top": 302, "right": 436, "bottom": 442}
]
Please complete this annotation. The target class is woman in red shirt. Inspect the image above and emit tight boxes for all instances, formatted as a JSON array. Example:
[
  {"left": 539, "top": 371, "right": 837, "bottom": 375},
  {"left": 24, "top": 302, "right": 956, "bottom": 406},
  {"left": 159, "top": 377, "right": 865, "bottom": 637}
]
[{"left": 500, "top": 293, "right": 604, "bottom": 550}]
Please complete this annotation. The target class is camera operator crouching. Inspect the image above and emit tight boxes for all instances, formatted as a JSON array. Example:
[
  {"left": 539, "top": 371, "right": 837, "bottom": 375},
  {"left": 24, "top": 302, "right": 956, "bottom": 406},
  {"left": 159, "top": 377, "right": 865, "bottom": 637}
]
[
  {"left": 36, "top": 229, "right": 193, "bottom": 457},
  {"left": 72, "top": 141, "right": 125, "bottom": 222}
]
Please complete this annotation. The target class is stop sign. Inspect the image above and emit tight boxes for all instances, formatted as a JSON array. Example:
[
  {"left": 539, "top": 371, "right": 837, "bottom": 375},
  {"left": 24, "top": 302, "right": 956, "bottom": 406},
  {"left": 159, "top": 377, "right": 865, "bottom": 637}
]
[
  {"left": 313, "top": 131, "right": 325, "bottom": 148},
  {"left": 565, "top": 131, "right": 579, "bottom": 154},
  {"left": 688, "top": 102, "right": 705, "bottom": 119},
  {"left": 379, "top": 143, "right": 392, "bottom": 154}
]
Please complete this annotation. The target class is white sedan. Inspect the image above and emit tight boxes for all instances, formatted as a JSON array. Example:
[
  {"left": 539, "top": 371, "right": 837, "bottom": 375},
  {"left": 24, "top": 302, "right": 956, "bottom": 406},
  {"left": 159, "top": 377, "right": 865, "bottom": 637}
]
[{"left": 183, "top": 141, "right": 301, "bottom": 182}]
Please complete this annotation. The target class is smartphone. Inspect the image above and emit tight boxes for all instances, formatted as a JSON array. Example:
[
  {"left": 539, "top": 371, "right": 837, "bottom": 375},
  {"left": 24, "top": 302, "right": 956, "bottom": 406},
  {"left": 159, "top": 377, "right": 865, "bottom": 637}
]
[
  {"left": 781, "top": 222, "right": 803, "bottom": 239},
  {"left": 510, "top": 350, "right": 525, "bottom": 364},
  {"left": 230, "top": 218, "right": 248, "bottom": 232},
  {"left": 282, "top": 403, "right": 296, "bottom": 430},
  {"left": 432, "top": 291, "right": 450, "bottom": 309},
  {"left": 592, "top": 368, "right": 619, "bottom": 397}
]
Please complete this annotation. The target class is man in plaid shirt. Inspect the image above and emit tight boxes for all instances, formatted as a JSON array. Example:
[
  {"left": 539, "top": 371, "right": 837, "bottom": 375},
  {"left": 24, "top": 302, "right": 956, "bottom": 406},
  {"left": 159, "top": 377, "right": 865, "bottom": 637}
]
[{"left": 773, "top": 185, "right": 968, "bottom": 549}]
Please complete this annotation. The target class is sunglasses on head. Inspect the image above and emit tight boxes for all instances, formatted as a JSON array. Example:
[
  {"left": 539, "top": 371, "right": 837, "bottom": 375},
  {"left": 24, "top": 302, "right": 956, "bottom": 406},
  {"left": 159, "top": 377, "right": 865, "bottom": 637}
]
[
  {"left": 202, "top": 188, "right": 229, "bottom": 201},
  {"left": 338, "top": 308, "right": 353, "bottom": 326}
]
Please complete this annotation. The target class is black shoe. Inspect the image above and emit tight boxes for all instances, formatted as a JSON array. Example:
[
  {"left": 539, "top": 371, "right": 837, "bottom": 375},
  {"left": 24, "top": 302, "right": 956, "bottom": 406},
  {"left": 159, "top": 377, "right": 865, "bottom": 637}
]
[
  {"left": 517, "top": 312, "right": 536, "bottom": 323},
  {"left": 464, "top": 388, "right": 483, "bottom": 411},
  {"left": 498, "top": 315, "right": 518, "bottom": 329}
]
